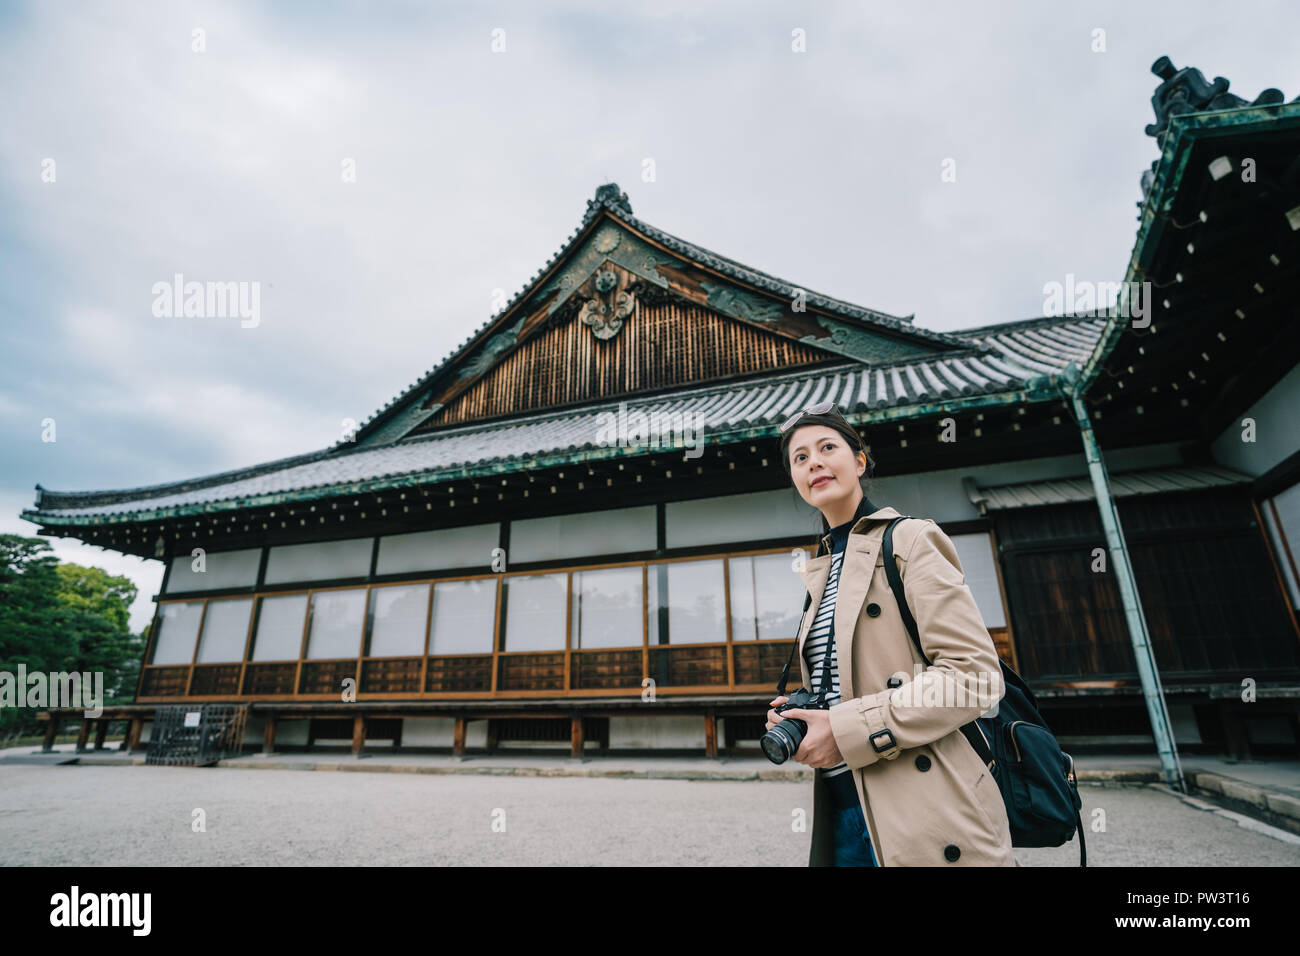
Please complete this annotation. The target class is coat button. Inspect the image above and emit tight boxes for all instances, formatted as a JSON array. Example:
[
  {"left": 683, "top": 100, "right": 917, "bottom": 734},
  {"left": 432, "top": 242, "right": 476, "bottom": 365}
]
[
  {"left": 886, "top": 676, "right": 903, "bottom": 688},
  {"left": 944, "top": 844, "right": 961, "bottom": 862},
  {"left": 866, "top": 602, "right": 881, "bottom": 617},
  {"left": 914, "top": 754, "right": 931, "bottom": 771}
]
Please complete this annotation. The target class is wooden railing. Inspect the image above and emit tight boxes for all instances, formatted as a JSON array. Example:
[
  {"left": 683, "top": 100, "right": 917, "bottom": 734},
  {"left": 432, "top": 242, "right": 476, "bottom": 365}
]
[{"left": 136, "top": 641, "right": 796, "bottom": 702}]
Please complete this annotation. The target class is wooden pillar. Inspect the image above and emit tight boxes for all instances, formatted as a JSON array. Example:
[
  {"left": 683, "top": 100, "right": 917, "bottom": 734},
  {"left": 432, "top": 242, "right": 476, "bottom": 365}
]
[
  {"left": 75, "top": 718, "right": 92, "bottom": 753},
  {"left": 485, "top": 719, "right": 498, "bottom": 755},
  {"left": 126, "top": 717, "right": 143, "bottom": 753},
  {"left": 570, "top": 714, "right": 584, "bottom": 759},
  {"left": 599, "top": 718, "right": 610, "bottom": 753},
  {"left": 351, "top": 714, "right": 366, "bottom": 756},
  {"left": 263, "top": 715, "right": 277, "bottom": 755},
  {"left": 1220, "top": 704, "right": 1251, "bottom": 761},
  {"left": 704, "top": 709, "right": 718, "bottom": 759},
  {"left": 42, "top": 715, "right": 61, "bottom": 753},
  {"left": 93, "top": 719, "right": 109, "bottom": 751},
  {"left": 452, "top": 717, "right": 467, "bottom": 757}
]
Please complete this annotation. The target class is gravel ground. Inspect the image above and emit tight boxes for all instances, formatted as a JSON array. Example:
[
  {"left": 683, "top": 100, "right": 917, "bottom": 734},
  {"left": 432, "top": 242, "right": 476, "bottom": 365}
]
[{"left": 3, "top": 763, "right": 1299, "bottom": 865}]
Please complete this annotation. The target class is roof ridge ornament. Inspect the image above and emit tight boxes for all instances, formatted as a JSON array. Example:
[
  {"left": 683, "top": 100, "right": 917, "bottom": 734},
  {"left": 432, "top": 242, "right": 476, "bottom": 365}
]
[
  {"left": 591, "top": 182, "right": 633, "bottom": 216},
  {"left": 1145, "top": 56, "right": 1286, "bottom": 141},
  {"left": 1139, "top": 55, "right": 1291, "bottom": 204}
]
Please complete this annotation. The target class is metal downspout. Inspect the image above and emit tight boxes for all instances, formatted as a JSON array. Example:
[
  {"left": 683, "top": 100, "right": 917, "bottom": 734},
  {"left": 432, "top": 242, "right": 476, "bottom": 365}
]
[{"left": 1066, "top": 388, "right": 1187, "bottom": 792}]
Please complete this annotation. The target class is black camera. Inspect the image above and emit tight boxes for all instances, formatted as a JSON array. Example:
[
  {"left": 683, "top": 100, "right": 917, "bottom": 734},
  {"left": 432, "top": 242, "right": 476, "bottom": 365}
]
[{"left": 760, "top": 686, "right": 831, "bottom": 764}]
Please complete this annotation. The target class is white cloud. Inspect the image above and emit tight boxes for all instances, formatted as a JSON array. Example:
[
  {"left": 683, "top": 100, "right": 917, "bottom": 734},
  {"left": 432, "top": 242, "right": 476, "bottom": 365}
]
[{"left": 2, "top": 0, "right": 1298, "bottom": 633}]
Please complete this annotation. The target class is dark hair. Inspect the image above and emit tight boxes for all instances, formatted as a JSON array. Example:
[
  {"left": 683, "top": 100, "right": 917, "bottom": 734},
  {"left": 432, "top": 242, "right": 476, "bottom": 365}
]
[
  {"left": 777, "top": 413, "right": 878, "bottom": 555},
  {"left": 777, "top": 412, "right": 876, "bottom": 481}
]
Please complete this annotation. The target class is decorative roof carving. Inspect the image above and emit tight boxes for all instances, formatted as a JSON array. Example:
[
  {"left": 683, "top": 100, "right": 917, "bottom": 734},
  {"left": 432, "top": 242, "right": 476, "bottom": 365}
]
[
  {"left": 577, "top": 267, "right": 636, "bottom": 340},
  {"left": 23, "top": 314, "right": 1107, "bottom": 523},
  {"left": 1144, "top": 55, "right": 1287, "bottom": 141},
  {"left": 345, "top": 182, "right": 958, "bottom": 447},
  {"left": 1139, "top": 55, "right": 1296, "bottom": 202}
]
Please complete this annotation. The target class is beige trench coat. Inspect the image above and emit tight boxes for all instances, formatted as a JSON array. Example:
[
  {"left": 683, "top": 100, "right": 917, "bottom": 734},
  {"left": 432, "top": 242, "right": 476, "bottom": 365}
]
[{"left": 795, "top": 505, "right": 1017, "bottom": 866}]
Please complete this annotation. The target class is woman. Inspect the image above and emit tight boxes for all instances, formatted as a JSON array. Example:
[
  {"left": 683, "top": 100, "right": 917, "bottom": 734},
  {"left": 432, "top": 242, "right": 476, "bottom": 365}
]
[{"left": 765, "top": 400, "right": 1017, "bottom": 866}]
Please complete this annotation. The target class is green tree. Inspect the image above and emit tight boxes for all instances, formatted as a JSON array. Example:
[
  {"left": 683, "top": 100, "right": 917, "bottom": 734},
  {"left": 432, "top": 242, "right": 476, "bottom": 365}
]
[
  {"left": 1, "top": 535, "right": 146, "bottom": 740},
  {"left": 55, "top": 562, "right": 144, "bottom": 692},
  {"left": 0, "top": 535, "right": 68, "bottom": 675},
  {"left": 55, "top": 563, "right": 134, "bottom": 631}
]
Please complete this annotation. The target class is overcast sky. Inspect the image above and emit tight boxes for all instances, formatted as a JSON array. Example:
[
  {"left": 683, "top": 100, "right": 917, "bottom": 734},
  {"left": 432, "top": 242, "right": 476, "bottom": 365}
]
[{"left": 3, "top": 0, "right": 1298, "bottom": 633}]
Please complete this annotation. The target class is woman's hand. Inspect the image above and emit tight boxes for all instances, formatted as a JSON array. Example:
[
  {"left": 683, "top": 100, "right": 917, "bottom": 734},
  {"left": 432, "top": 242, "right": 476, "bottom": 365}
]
[
  {"left": 775, "top": 706, "right": 846, "bottom": 769},
  {"left": 765, "top": 695, "right": 790, "bottom": 731}
]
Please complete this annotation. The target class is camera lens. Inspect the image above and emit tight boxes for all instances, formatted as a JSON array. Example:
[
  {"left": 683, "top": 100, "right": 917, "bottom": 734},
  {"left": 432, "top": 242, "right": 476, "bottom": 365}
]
[{"left": 760, "top": 717, "right": 807, "bottom": 765}]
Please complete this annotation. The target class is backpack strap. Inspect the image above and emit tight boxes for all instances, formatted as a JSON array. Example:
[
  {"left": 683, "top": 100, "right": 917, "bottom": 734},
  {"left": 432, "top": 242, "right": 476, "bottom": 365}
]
[
  {"left": 885, "top": 517, "right": 1086, "bottom": 866},
  {"left": 1067, "top": 754, "right": 1087, "bottom": 867},
  {"left": 881, "top": 517, "right": 925, "bottom": 664},
  {"left": 882, "top": 516, "right": 994, "bottom": 768}
]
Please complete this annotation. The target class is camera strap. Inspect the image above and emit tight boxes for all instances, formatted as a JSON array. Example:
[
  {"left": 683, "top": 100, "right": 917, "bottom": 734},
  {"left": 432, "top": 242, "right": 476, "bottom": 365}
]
[
  {"left": 775, "top": 578, "right": 840, "bottom": 699},
  {"left": 775, "top": 592, "right": 811, "bottom": 696}
]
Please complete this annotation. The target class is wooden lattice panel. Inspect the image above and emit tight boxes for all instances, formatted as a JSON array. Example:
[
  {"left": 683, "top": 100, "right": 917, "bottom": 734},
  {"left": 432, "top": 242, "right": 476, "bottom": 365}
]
[
  {"left": 415, "top": 299, "right": 835, "bottom": 429},
  {"left": 361, "top": 657, "right": 423, "bottom": 694},
  {"left": 140, "top": 666, "right": 189, "bottom": 697},
  {"left": 241, "top": 662, "right": 297, "bottom": 696},
  {"left": 189, "top": 664, "right": 242, "bottom": 696},
  {"left": 731, "top": 642, "right": 791, "bottom": 686},
  {"left": 647, "top": 644, "right": 728, "bottom": 687},
  {"left": 570, "top": 649, "right": 643, "bottom": 690},
  {"left": 424, "top": 655, "right": 492, "bottom": 693},
  {"left": 298, "top": 660, "right": 357, "bottom": 696},
  {"left": 497, "top": 652, "right": 565, "bottom": 692}
]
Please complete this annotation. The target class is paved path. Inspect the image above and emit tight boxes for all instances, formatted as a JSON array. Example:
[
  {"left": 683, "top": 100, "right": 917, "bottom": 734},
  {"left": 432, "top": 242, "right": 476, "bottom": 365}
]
[{"left": 2, "top": 760, "right": 1297, "bottom": 866}]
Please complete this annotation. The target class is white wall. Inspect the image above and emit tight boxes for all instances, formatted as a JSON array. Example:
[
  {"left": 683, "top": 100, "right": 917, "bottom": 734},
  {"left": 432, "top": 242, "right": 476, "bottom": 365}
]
[
  {"left": 165, "top": 547, "right": 261, "bottom": 593},
  {"left": 868, "top": 443, "right": 1186, "bottom": 524},
  {"left": 400, "top": 717, "right": 487, "bottom": 748},
  {"left": 608, "top": 714, "right": 705, "bottom": 749},
  {"left": 947, "top": 533, "right": 1006, "bottom": 628},
  {"left": 264, "top": 537, "right": 373, "bottom": 585},
  {"left": 667, "top": 489, "right": 819, "bottom": 548},
  {"left": 377, "top": 523, "right": 500, "bottom": 575},
  {"left": 512, "top": 505, "right": 656, "bottom": 562},
  {"left": 668, "top": 443, "right": 1187, "bottom": 546},
  {"left": 1211, "top": 362, "right": 1300, "bottom": 476},
  {"left": 1261, "top": 483, "right": 1300, "bottom": 606}
]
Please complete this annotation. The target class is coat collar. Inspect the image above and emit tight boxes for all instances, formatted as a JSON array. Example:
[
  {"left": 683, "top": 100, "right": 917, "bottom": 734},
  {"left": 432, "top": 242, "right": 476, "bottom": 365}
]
[
  {"left": 795, "top": 502, "right": 906, "bottom": 701},
  {"left": 815, "top": 499, "right": 902, "bottom": 556}
]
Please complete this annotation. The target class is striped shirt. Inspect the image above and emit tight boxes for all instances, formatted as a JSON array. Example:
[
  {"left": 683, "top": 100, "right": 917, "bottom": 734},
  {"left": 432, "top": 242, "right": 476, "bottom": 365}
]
[{"left": 804, "top": 531, "right": 852, "bottom": 778}]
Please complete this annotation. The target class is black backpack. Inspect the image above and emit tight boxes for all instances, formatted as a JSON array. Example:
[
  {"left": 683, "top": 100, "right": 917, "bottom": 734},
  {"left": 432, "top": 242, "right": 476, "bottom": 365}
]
[{"left": 881, "top": 516, "right": 1086, "bottom": 866}]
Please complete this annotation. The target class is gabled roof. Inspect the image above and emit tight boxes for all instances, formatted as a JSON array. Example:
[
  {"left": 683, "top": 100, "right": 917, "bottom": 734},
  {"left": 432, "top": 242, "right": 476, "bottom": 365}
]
[
  {"left": 349, "top": 183, "right": 972, "bottom": 446},
  {"left": 26, "top": 56, "right": 1299, "bottom": 531},
  {"left": 22, "top": 315, "right": 1102, "bottom": 525},
  {"left": 1082, "top": 58, "right": 1300, "bottom": 397}
]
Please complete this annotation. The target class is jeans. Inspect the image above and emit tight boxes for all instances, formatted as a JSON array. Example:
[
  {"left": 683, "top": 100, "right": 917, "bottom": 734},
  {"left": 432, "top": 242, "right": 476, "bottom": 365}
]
[{"left": 832, "top": 800, "right": 879, "bottom": 867}]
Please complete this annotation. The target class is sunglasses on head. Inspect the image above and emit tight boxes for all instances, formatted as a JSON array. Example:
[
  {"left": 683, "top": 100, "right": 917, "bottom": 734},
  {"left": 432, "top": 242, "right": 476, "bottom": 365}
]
[{"left": 779, "top": 400, "right": 847, "bottom": 434}]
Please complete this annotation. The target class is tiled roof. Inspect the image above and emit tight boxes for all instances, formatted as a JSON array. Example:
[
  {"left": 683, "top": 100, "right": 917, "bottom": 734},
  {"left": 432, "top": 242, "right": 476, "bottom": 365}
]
[
  {"left": 24, "top": 315, "right": 1103, "bottom": 524},
  {"left": 590, "top": 187, "right": 963, "bottom": 348},
  {"left": 966, "top": 465, "right": 1252, "bottom": 512},
  {"left": 349, "top": 183, "right": 968, "bottom": 446}
]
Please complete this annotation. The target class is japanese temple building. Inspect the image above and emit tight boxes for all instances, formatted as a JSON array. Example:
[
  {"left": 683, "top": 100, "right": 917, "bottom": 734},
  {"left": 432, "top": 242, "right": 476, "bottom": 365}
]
[{"left": 23, "top": 58, "right": 1300, "bottom": 760}]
